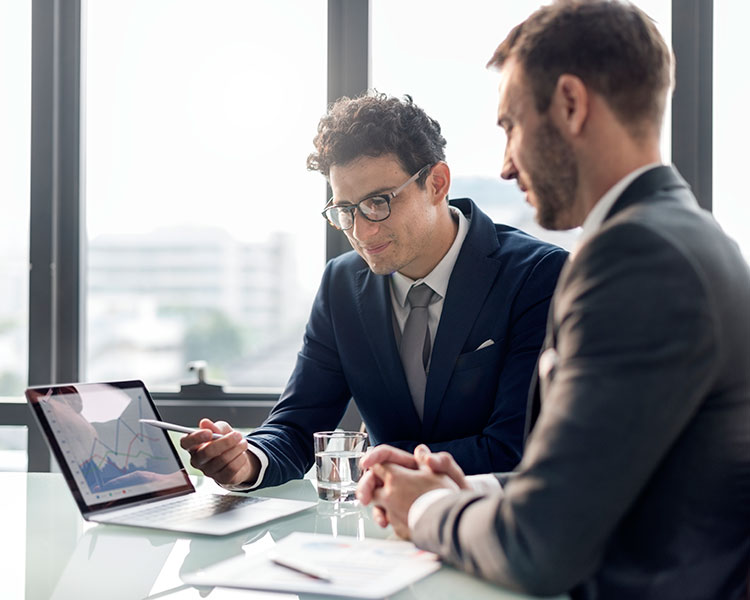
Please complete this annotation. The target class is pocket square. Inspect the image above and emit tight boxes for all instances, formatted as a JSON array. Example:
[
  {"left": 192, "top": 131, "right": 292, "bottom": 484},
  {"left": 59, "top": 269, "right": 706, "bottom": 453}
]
[
  {"left": 474, "top": 339, "right": 495, "bottom": 351},
  {"left": 538, "top": 347, "right": 559, "bottom": 379}
]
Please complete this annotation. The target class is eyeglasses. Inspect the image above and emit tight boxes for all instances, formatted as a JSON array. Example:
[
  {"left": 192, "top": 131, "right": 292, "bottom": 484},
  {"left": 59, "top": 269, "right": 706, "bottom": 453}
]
[{"left": 321, "top": 165, "right": 432, "bottom": 230}]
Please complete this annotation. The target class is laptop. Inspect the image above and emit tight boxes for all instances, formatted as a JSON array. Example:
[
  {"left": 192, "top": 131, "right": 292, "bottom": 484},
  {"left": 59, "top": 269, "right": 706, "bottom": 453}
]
[{"left": 26, "top": 380, "right": 315, "bottom": 535}]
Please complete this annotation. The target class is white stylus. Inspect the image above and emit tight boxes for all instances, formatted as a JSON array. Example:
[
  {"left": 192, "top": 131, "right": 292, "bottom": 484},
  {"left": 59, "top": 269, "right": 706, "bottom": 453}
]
[{"left": 139, "top": 418, "right": 223, "bottom": 440}]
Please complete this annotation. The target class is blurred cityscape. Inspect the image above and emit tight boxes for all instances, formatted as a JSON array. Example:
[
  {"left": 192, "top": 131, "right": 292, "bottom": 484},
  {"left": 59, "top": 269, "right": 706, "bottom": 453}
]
[
  {"left": 86, "top": 226, "right": 310, "bottom": 390},
  {"left": 1, "top": 176, "right": 578, "bottom": 399}
]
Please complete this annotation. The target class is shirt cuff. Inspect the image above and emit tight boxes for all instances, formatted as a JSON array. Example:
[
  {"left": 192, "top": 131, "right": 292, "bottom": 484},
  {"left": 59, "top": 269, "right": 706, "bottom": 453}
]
[
  {"left": 466, "top": 473, "right": 503, "bottom": 494},
  {"left": 219, "top": 443, "right": 269, "bottom": 492},
  {"left": 408, "top": 488, "right": 455, "bottom": 530},
  {"left": 407, "top": 475, "right": 503, "bottom": 531}
]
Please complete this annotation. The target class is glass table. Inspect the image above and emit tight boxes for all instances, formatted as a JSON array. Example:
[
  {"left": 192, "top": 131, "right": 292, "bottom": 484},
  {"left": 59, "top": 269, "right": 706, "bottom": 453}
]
[{"left": 1, "top": 472, "right": 568, "bottom": 600}]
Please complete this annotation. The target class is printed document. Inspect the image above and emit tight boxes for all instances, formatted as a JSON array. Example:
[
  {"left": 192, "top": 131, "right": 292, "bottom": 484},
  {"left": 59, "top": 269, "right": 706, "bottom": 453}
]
[{"left": 182, "top": 532, "right": 441, "bottom": 598}]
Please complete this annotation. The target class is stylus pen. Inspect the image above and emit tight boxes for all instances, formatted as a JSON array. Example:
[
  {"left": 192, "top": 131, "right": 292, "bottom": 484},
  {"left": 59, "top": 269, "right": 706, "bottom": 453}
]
[
  {"left": 139, "top": 418, "right": 223, "bottom": 440},
  {"left": 270, "top": 555, "right": 333, "bottom": 582}
]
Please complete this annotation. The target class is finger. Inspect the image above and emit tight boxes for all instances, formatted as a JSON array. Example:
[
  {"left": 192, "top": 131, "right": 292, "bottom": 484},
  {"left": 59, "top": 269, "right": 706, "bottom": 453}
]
[
  {"left": 213, "top": 443, "right": 253, "bottom": 483},
  {"left": 370, "top": 463, "right": 403, "bottom": 503},
  {"left": 372, "top": 505, "right": 389, "bottom": 528},
  {"left": 372, "top": 482, "right": 387, "bottom": 505},
  {"left": 195, "top": 443, "right": 246, "bottom": 480},
  {"left": 414, "top": 444, "right": 432, "bottom": 466},
  {"left": 179, "top": 428, "right": 215, "bottom": 450},
  {"left": 200, "top": 418, "right": 234, "bottom": 435},
  {"left": 356, "top": 469, "right": 381, "bottom": 505},
  {"left": 425, "top": 451, "right": 469, "bottom": 489},
  {"left": 360, "top": 445, "right": 418, "bottom": 470},
  {"left": 370, "top": 462, "right": 392, "bottom": 482},
  {"left": 188, "top": 431, "right": 245, "bottom": 469}
]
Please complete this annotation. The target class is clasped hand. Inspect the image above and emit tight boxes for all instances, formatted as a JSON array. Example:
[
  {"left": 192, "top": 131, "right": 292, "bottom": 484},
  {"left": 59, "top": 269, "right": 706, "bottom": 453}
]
[{"left": 356, "top": 444, "right": 469, "bottom": 539}]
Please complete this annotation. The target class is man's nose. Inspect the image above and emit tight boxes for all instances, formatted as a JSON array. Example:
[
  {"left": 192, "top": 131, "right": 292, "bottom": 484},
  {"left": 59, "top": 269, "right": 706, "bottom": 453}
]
[
  {"left": 350, "top": 210, "right": 380, "bottom": 241},
  {"left": 500, "top": 146, "right": 517, "bottom": 181}
]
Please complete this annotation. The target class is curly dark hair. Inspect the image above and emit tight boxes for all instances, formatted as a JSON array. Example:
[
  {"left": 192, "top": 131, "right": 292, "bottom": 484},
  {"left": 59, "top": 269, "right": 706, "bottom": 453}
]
[{"left": 307, "top": 92, "right": 446, "bottom": 188}]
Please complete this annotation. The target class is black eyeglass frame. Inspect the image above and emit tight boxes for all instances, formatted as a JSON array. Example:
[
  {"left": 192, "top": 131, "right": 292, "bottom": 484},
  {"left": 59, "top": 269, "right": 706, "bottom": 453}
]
[{"left": 321, "top": 164, "right": 432, "bottom": 230}]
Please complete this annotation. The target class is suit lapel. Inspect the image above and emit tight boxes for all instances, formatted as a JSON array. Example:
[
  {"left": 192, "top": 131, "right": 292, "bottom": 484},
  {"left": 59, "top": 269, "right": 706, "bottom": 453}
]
[
  {"left": 354, "top": 267, "right": 419, "bottom": 424},
  {"left": 422, "top": 200, "right": 502, "bottom": 435},
  {"left": 526, "top": 166, "right": 690, "bottom": 438},
  {"left": 604, "top": 165, "right": 689, "bottom": 222},
  {"left": 524, "top": 255, "right": 572, "bottom": 440}
]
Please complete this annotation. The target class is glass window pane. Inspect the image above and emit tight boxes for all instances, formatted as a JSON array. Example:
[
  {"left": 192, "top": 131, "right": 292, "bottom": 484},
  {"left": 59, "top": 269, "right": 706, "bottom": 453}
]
[
  {"left": 0, "top": 1, "right": 30, "bottom": 472},
  {"left": 85, "top": 0, "right": 327, "bottom": 389},
  {"left": 713, "top": 3, "right": 750, "bottom": 260},
  {"left": 0, "top": 1, "right": 30, "bottom": 399},
  {"left": 372, "top": 0, "right": 671, "bottom": 251},
  {"left": 0, "top": 427, "right": 28, "bottom": 472}
]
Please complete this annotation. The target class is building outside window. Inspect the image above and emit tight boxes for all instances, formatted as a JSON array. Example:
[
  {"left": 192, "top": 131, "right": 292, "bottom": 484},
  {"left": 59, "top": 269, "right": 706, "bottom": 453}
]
[
  {"left": 0, "top": 0, "right": 31, "bottom": 470},
  {"left": 84, "top": 0, "right": 327, "bottom": 390}
]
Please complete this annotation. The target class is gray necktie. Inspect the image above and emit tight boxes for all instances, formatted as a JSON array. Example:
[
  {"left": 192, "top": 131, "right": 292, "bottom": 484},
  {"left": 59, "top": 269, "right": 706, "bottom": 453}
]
[{"left": 400, "top": 283, "right": 436, "bottom": 420}]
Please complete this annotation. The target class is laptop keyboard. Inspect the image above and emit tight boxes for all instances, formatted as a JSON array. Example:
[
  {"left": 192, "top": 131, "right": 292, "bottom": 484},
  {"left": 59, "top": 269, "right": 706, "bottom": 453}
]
[{"left": 124, "top": 494, "right": 264, "bottom": 525}]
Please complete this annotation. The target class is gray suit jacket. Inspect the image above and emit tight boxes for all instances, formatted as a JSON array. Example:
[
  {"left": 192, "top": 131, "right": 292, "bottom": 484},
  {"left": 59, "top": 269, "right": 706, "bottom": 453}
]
[{"left": 412, "top": 167, "right": 750, "bottom": 599}]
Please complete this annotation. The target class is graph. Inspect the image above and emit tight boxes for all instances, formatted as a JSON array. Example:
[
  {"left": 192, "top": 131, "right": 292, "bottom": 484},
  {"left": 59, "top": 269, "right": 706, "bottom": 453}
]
[
  {"left": 78, "top": 415, "right": 173, "bottom": 493},
  {"left": 42, "top": 387, "right": 178, "bottom": 495}
]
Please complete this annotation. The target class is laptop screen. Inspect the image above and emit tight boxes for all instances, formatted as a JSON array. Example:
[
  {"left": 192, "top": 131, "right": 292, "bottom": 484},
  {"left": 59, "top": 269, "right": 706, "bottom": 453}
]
[{"left": 27, "top": 380, "right": 193, "bottom": 513}]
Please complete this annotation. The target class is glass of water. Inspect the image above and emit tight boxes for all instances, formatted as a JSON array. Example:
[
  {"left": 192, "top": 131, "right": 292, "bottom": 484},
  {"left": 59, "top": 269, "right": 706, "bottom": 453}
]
[{"left": 313, "top": 430, "right": 368, "bottom": 502}]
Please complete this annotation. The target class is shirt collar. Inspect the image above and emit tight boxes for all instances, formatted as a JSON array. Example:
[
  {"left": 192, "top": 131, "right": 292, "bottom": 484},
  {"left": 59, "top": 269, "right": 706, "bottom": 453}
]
[
  {"left": 391, "top": 206, "right": 469, "bottom": 306},
  {"left": 573, "top": 163, "right": 662, "bottom": 257}
]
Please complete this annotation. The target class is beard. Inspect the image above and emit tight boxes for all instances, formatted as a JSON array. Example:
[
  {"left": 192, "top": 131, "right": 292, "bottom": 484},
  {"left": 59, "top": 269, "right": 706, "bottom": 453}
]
[{"left": 526, "top": 118, "right": 579, "bottom": 230}]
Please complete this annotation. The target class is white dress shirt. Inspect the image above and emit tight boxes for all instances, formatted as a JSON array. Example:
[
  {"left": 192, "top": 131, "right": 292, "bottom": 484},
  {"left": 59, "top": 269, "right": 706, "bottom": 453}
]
[
  {"left": 571, "top": 163, "right": 662, "bottom": 260},
  {"left": 408, "top": 473, "right": 503, "bottom": 530},
  {"left": 390, "top": 206, "right": 470, "bottom": 368}
]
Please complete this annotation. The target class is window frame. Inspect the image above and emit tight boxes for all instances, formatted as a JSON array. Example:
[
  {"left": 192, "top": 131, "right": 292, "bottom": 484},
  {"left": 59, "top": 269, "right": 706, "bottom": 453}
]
[{"left": 16, "top": 0, "right": 712, "bottom": 471}]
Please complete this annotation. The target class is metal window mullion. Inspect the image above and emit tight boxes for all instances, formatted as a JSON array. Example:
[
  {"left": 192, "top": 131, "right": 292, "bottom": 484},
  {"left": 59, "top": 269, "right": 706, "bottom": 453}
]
[
  {"left": 28, "top": 0, "right": 83, "bottom": 471},
  {"left": 672, "top": 0, "right": 712, "bottom": 211},
  {"left": 325, "top": 0, "right": 369, "bottom": 261}
]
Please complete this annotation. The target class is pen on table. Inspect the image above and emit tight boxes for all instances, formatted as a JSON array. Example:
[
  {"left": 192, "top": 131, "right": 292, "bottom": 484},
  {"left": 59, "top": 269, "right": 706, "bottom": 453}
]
[
  {"left": 270, "top": 554, "right": 333, "bottom": 582},
  {"left": 139, "top": 418, "right": 223, "bottom": 440}
]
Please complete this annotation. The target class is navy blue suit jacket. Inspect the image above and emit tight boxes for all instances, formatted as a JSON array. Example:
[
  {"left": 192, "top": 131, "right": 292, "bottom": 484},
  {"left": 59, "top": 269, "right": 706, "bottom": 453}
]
[{"left": 248, "top": 198, "right": 567, "bottom": 488}]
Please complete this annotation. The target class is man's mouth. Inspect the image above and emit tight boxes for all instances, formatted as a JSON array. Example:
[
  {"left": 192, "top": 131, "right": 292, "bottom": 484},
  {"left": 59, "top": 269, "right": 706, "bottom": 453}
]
[
  {"left": 361, "top": 242, "right": 390, "bottom": 255},
  {"left": 517, "top": 181, "right": 532, "bottom": 205}
]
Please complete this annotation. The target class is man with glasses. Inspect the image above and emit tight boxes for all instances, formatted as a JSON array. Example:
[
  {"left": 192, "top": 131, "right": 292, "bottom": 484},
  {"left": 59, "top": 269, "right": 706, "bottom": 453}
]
[{"left": 180, "top": 93, "right": 567, "bottom": 491}]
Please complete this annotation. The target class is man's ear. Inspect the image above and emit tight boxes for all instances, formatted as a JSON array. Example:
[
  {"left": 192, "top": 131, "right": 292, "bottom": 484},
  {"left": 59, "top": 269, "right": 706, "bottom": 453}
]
[
  {"left": 550, "top": 74, "right": 588, "bottom": 137},
  {"left": 428, "top": 161, "right": 451, "bottom": 203}
]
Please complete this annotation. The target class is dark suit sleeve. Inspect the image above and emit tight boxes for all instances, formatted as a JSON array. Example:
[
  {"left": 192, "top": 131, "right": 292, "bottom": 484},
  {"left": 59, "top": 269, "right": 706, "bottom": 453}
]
[
  {"left": 412, "top": 224, "right": 717, "bottom": 595},
  {"left": 390, "top": 248, "right": 568, "bottom": 474},
  {"left": 244, "top": 261, "right": 353, "bottom": 489}
]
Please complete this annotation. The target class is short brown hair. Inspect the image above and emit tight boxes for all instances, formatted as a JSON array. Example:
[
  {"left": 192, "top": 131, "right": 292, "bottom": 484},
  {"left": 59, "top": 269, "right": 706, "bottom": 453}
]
[
  {"left": 488, "top": 0, "right": 673, "bottom": 135},
  {"left": 307, "top": 92, "right": 446, "bottom": 186}
]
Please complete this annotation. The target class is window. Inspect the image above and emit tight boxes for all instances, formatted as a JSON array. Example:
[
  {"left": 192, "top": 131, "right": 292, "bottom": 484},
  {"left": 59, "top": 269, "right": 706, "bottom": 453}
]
[
  {"left": 0, "top": 1, "right": 30, "bottom": 398},
  {"left": 713, "top": 2, "right": 750, "bottom": 260},
  {"left": 0, "top": 1, "right": 31, "bottom": 472},
  {"left": 84, "top": 0, "right": 327, "bottom": 390},
  {"left": 371, "top": 0, "right": 671, "bottom": 251}
]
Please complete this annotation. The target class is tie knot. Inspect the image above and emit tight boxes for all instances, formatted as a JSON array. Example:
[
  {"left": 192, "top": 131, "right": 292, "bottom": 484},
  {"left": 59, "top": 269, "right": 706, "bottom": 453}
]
[{"left": 407, "top": 283, "right": 435, "bottom": 309}]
